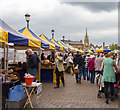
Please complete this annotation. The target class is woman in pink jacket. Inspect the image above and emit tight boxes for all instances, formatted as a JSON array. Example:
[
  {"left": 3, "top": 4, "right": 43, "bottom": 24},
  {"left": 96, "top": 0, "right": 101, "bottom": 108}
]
[{"left": 88, "top": 55, "right": 95, "bottom": 83}]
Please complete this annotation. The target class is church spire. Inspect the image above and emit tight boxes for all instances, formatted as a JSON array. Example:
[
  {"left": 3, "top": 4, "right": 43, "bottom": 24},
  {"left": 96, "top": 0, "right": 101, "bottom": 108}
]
[{"left": 86, "top": 27, "right": 87, "bottom": 36}]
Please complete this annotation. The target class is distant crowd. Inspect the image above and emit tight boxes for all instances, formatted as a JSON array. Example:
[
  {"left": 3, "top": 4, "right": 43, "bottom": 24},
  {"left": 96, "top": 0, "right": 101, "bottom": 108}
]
[{"left": 54, "top": 51, "right": 120, "bottom": 104}]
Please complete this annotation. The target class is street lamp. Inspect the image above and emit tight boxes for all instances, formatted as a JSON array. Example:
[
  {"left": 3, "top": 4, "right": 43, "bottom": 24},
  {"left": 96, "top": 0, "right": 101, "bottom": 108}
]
[
  {"left": 25, "top": 13, "right": 30, "bottom": 28},
  {"left": 51, "top": 30, "right": 54, "bottom": 39},
  {"left": 62, "top": 36, "right": 65, "bottom": 42}
]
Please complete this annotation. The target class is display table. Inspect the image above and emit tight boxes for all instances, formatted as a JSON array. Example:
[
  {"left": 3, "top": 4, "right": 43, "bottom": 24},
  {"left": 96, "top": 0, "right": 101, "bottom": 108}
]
[
  {"left": 22, "top": 83, "right": 38, "bottom": 108},
  {"left": 40, "top": 63, "right": 69, "bottom": 83}
]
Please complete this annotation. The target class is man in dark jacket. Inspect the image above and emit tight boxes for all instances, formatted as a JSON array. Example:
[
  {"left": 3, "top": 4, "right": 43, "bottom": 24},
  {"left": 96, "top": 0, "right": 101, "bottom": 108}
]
[
  {"left": 27, "top": 49, "right": 37, "bottom": 82},
  {"left": 73, "top": 51, "right": 84, "bottom": 83}
]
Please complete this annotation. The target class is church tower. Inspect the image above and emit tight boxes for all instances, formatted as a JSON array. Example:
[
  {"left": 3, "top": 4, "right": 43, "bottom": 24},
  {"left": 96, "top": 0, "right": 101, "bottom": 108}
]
[{"left": 84, "top": 28, "right": 89, "bottom": 51}]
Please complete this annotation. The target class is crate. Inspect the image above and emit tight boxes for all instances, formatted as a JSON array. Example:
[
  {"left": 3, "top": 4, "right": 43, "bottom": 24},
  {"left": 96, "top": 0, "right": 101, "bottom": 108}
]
[{"left": 6, "top": 96, "right": 27, "bottom": 108}]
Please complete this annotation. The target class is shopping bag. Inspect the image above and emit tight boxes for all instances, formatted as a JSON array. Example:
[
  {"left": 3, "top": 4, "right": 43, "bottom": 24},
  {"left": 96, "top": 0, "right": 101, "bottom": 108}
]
[
  {"left": 8, "top": 85, "right": 26, "bottom": 100},
  {"left": 68, "top": 58, "right": 73, "bottom": 64},
  {"left": 74, "top": 65, "right": 80, "bottom": 74}
]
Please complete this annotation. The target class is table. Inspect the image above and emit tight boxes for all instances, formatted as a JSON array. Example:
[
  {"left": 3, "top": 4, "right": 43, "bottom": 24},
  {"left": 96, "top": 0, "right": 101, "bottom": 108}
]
[
  {"left": 22, "top": 83, "right": 38, "bottom": 108},
  {"left": 40, "top": 64, "right": 68, "bottom": 83}
]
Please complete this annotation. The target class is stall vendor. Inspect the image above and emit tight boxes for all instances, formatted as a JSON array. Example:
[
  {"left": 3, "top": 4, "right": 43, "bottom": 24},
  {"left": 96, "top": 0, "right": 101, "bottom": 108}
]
[
  {"left": 41, "top": 53, "right": 46, "bottom": 61},
  {"left": 26, "top": 49, "right": 37, "bottom": 82}
]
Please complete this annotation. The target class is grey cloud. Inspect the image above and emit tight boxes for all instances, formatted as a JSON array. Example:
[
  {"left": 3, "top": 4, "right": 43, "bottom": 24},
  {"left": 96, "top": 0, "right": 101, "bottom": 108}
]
[
  {"left": 63, "top": 2, "right": 118, "bottom": 12},
  {"left": 0, "top": 0, "right": 118, "bottom": 46}
]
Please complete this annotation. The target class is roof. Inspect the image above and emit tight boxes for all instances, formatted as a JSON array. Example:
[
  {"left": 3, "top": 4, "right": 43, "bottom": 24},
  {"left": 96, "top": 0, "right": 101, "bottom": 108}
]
[
  {"left": 0, "top": 18, "right": 41, "bottom": 48},
  {"left": 69, "top": 41, "right": 83, "bottom": 45}
]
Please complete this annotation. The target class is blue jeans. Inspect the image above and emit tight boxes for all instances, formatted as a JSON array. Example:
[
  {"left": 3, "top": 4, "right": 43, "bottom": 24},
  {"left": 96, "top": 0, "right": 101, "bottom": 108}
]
[
  {"left": 89, "top": 70, "right": 95, "bottom": 83},
  {"left": 29, "top": 68, "right": 37, "bottom": 82},
  {"left": 75, "top": 66, "right": 83, "bottom": 83},
  {"left": 83, "top": 68, "right": 89, "bottom": 80}
]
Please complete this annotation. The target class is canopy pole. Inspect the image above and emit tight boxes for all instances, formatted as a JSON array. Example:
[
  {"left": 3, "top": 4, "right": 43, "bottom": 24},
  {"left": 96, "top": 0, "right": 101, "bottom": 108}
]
[
  {"left": 63, "top": 51, "right": 65, "bottom": 61},
  {"left": 14, "top": 48, "right": 17, "bottom": 63},
  {"left": 4, "top": 43, "right": 6, "bottom": 70},
  {"left": 38, "top": 48, "right": 41, "bottom": 82},
  {"left": 54, "top": 50, "right": 56, "bottom": 62},
  {"left": 6, "top": 45, "right": 9, "bottom": 74}
]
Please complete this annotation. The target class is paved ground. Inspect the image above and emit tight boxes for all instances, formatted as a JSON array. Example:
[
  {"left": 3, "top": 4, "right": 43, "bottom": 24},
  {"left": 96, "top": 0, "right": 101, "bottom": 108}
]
[{"left": 31, "top": 73, "right": 119, "bottom": 108}]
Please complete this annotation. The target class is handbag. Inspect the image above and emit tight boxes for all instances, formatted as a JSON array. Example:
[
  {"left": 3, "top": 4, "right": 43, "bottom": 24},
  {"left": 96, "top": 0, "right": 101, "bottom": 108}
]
[
  {"left": 68, "top": 58, "right": 73, "bottom": 64},
  {"left": 74, "top": 65, "right": 80, "bottom": 74}
]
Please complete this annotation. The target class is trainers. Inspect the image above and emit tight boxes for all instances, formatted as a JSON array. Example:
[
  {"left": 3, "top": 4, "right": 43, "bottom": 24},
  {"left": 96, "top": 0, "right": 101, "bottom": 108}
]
[
  {"left": 105, "top": 98, "right": 109, "bottom": 104},
  {"left": 63, "top": 83, "right": 65, "bottom": 87},
  {"left": 78, "top": 80, "right": 81, "bottom": 84},
  {"left": 54, "top": 86, "right": 59, "bottom": 89}
]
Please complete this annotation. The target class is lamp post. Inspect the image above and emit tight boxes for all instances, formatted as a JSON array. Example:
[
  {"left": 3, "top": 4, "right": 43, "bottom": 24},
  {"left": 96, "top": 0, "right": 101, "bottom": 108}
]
[
  {"left": 25, "top": 13, "right": 30, "bottom": 28},
  {"left": 62, "top": 36, "right": 65, "bottom": 42},
  {"left": 51, "top": 30, "right": 54, "bottom": 39}
]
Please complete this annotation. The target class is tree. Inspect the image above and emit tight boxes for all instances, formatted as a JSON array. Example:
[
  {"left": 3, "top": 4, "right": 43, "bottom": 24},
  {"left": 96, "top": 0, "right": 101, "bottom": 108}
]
[{"left": 109, "top": 43, "right": 116, "bottom": 51}]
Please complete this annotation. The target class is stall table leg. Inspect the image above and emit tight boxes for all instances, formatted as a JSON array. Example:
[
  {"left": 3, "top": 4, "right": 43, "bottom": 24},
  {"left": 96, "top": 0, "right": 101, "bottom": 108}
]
[{"left": 22, "top": 84, "right": 38, "bottom": 108}]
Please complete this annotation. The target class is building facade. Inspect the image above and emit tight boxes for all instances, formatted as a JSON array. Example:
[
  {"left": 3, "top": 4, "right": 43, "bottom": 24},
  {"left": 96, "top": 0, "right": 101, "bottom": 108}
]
[
  {"left": 61, "top": 29, "right": 90, "bottom": 51},
  {"left": 61, "top": 40, "right": 84, "bottom": 50}
]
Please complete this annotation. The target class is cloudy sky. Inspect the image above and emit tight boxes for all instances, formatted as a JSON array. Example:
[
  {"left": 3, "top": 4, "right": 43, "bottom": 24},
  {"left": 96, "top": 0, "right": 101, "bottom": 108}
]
[{"left": 0, "top": 0, "right": 118, "bottom": 46}]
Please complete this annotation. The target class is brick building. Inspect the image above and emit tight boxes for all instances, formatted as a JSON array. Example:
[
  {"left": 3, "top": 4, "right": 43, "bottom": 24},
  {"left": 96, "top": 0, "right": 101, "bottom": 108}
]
[{"left": 61, "top": 39, "right": 84, "bottom": 50}]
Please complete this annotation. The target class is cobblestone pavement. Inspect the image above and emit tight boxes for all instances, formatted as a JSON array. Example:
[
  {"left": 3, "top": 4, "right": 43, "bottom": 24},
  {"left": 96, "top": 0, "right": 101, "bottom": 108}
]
[{"left": 32, "top": 73, "right": 119, "bottom": 108}]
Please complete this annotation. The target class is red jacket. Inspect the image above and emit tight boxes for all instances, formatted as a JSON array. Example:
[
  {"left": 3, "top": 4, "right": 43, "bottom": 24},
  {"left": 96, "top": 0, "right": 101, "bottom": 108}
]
[{"left": 88, "top": 58, "right": 95, "bottom": 70}]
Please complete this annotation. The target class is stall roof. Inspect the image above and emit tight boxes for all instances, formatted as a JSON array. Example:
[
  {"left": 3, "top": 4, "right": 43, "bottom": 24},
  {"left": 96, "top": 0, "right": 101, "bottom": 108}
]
[
  {"left": 39, "top": 34, "right": 62, "bottom": 51},
  {"left": 96, "top": 46, "right": 111, "bottom": 52},
  {"left": 51, "top": 38, "right": 63, "bottom": 51},
  {"left": 57, "top": 40, "right": 68, "bottom": 52},
  {"left": 39, "top": 34, "right": 55, "bottom": 50},
  {"left": 19, "top": 27, "right": 55, "bottom": 50},
  {"left": 0, "top": 18, "right": 41, "bottom": 48},
  {"left": 66, "top": 43, "right": 75, "bottom": 52}
]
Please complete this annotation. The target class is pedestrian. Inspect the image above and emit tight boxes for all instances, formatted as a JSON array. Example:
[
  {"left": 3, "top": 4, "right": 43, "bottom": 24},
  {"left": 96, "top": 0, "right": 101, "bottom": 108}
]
[
  {"left": 73, "top": 51, "right": 83, "bottom": 84},
  {"left": 84, "top": 53, "right": 91, "bottom": 80},
  {"left": 101, "top": 52, "right": 118, "bottom": 104},
  {"left": 95, "top": 53, "right": 104, "bottom": 85},
  {"left": 64, "top": 54, "right": 68, "bottom": 61},
  {"left": 88, "top": 55, "right": 95, "bottom": 84},
  {"left": 82, "top": 55, "right": 86, "bottom": 80},
  {"left": 26, "top": 49, "right": 38, "bottom": 82},
  {"left": 65, "top": 53, "right": 74, "bottom": 74},
  {"left": 41, "top": 53, "right": 45, "bottom": 60},
  {"left": 54, "top": 52, "right": 65, "bottom": 89}
]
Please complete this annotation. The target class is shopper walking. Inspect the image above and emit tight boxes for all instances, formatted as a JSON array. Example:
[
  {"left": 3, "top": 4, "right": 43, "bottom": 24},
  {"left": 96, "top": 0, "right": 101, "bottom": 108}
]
[
  {"left": 65, "top": 53, "right": 74, "bottom": 74},
  {"left": 95, "top": 53, "right": 104, "bottom": 85},
  {"left": 54, "top": 52, "right": 65, "bottom": 89},
  {"left": 84, "top": 53, "right": 91, "bottom": 80},
  {"left": 101, "top": 52, "right": 118, "bottom": 104},
  {"left": 73, "top": 51, "right": 83, "bottom": 83},
  {"left": 88, "top": 55, "right": 95, "bottom": 84}
]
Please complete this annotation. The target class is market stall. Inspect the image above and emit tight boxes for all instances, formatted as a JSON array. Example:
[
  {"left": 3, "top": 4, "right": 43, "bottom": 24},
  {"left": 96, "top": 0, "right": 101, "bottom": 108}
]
[
  {"left": 95, "top": 46, "right": 111, "bottom": 53},
  {"left": 19, "top": 27, "right": 57, "bottom": 82},
  {"left": 112, "top": 50, "right": 118, "bottom": 54},
  {"left": 39, "top": 34, "right": 63, "bottom": 83},
  {"left": 85, "top": 49, "right": 93, "bottom": 54},
  {"left": 0, "top": 19, "right": 42, "bottom": 109}
]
